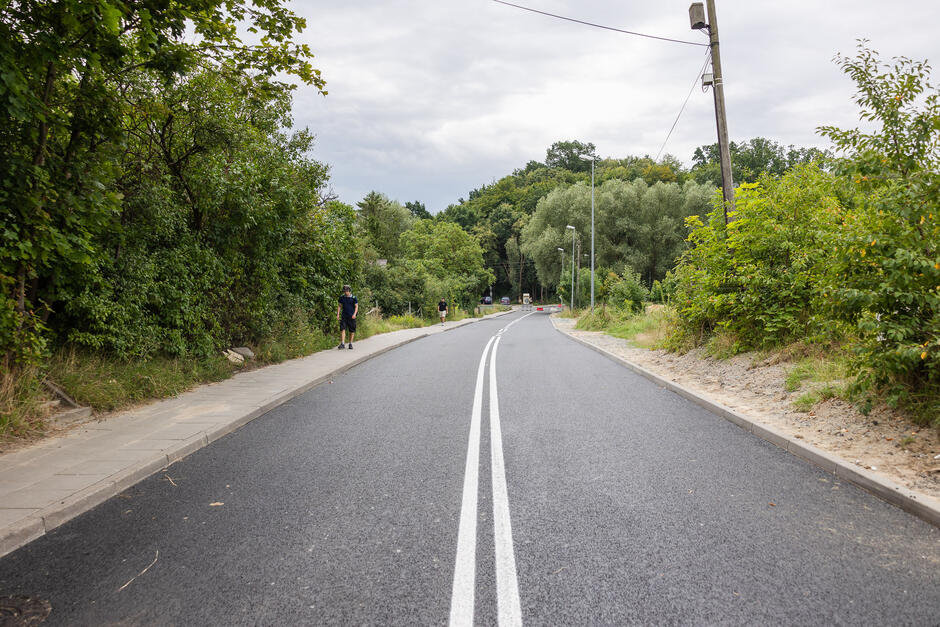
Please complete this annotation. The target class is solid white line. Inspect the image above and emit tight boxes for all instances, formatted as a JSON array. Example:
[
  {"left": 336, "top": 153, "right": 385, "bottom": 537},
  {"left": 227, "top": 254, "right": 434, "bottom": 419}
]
[
  {"left": 449, "top": 336, "right": 495, "bottom": 627},
  {"left": 488, "top": 338, "right": 523, "bottom": 626},
  {"left": 499, "top": 311, "right": 537, "bottom": 335}
]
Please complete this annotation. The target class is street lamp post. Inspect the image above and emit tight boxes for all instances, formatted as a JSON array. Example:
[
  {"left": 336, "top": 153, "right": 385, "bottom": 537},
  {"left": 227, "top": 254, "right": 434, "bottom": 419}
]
[
  {"left": 578, "top": 154, "right": 596, "bottom": 310},
  {"left": 565, "top": 225, "right": 575, "bottom": 311}
]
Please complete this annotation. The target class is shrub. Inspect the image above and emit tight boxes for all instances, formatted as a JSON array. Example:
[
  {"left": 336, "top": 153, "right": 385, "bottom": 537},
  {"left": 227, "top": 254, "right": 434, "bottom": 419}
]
[
  {"left": 670, "top": 163, "right": 842, "bottom": 350},
  {"left": 605, "top": 270, "right": 649, "bottom": 314},
  {"left": 817, "top": 44, "right": 940, "bottom": 418}
]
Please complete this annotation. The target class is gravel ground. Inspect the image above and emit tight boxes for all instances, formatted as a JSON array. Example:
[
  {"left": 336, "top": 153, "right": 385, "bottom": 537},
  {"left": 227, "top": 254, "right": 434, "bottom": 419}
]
[{"left": 553, "top": 316, "right": 940, "bottom": 501}]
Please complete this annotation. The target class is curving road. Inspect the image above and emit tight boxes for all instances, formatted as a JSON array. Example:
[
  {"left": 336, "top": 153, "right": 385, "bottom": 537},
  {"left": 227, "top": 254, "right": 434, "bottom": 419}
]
[{"left": 1, "top": 311, "right": 938, "bottom": 625}]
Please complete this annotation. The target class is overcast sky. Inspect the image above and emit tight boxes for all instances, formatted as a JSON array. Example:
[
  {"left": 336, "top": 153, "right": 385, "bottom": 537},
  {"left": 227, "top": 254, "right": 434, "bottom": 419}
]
[{"left": 291, "top": 0, "right": 939, "bottom": 213}]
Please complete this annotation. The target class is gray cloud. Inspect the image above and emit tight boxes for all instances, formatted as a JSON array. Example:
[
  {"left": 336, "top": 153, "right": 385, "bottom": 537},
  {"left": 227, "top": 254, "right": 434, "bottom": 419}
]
[{"left": 291, "top": 0, "right": 939, "bottom": 212}]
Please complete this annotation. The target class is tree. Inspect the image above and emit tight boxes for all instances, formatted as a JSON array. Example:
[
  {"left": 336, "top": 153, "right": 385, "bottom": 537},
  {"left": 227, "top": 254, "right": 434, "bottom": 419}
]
[
  {"left": 48, "top": 68, "right": 355, "bottom": 358},
  {"left": 519, "top": 179, "right": 711, "bottom": 291},
  {"left": 691, "top": 137, "right": 831, "bottom": 186},
  {"left": 817, "top": 42, "right": 940, "bottom": 406},
  {"left": 545, "top": 140, "right": 597, "bottom": 173},
  {"left": 356, "top": 192, "right": 413, "bottom": 261},
  {"left": 405, "top": 200, "right": 432, "bottom": 220},
  {"left": 0, "top": 0, "right": 324, "bottom": 364},
  {"left": 399, "top": 220, "right": 495, "bottom": 308}
]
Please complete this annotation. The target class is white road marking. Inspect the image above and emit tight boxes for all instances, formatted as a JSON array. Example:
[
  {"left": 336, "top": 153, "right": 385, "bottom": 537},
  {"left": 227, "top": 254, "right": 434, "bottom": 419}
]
[
  {"left": 498, "top": 311, "right": 536, "bottom": 335},
  {"left": 450, "top": 311, "right": 535, "bottom": 626},
  {"left": 488, "top": 337, "right": 523, "bottom": 626},
  {"left": 449, "top": 335, "right": 495, "bottom": 627}
]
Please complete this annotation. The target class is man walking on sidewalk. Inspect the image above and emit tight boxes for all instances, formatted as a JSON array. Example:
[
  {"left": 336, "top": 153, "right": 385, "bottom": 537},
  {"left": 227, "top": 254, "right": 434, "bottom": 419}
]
[
  {"left": 337, "top": 284, "right": 358, "bottom": 349},
  {"left": 438, "top": 297, "right": 448, "bottom": 326}
]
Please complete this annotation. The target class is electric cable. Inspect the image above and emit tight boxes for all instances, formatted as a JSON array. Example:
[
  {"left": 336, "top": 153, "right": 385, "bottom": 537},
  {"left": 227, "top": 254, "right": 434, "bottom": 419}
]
[
  {"left": 491, "top": 0, "right": 708, "bottom": 47},
  {"left": 655, "top": 49, "right": 712, "bottom": 162}
]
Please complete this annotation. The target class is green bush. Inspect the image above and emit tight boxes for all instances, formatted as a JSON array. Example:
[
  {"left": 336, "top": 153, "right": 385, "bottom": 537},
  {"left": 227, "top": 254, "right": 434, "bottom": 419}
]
[
  {"left": 667, "top": 44, "right": 939, "bottom": 424},
  {"left": 604, "top": 270, "right": 648, "bottom": 313},
  {"left": 816, "top": 45, "right": 940, "bottom": 416},
  {"left": 575, "top": 307, "right": 618, "bottom": 331},
  {"left": 670, "top": 163, "right": 842, "bottom": 350},
  {"left": 649, "top": 271, "right": 678, "bottom": 304}
]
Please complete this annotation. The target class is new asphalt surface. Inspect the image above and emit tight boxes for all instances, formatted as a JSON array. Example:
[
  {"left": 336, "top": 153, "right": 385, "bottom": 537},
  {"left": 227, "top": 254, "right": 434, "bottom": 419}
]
[{"left": 0, "top": 311, "right": 938, "bottom": 625}]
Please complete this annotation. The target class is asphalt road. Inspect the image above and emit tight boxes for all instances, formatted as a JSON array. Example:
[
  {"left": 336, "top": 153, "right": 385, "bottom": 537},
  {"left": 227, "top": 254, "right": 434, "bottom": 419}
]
[{"left": 1, "top": 311, "right": 938, "bottom": 625}]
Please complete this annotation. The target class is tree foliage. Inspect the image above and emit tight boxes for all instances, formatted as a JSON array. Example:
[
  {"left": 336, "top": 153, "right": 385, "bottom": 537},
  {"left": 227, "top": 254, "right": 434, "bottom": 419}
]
[
  {"left": 669, "top": 43, "right": 939, "bottom": 422},
  {"left": 356, "top": 192, "right": 413, "bottom": 261},
  {"left": 361, "top": 217, "right": 493, "bottom": 317},
  {"left": 691, "top": 137, "right": 832, "bottom": 186},
  {"left": 0, "top": 0, "right": 346, "bottom": 364},
  {"left": 670, "top": 165, "right": 842, "bottom": 348},
  {"left": 545, "top": 140, "right": 596, "bottom": 173},
  {"left": 817, "top": 43, "right": 939, "bottom": 407},
  {"left": 519, "top": 178, "right": 712, "bottom": 292}
]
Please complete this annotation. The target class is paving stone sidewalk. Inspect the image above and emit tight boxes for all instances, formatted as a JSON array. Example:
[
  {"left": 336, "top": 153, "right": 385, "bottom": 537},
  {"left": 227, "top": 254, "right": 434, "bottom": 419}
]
[{"left": 0, "top": 313, "right": 510, "bottom": 558}]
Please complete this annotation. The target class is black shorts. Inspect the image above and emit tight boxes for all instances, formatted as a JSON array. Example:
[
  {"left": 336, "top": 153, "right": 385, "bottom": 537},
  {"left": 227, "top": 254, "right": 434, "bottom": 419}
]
[{"left": 340, "top": 316, "right": 356, "bottom": 332}]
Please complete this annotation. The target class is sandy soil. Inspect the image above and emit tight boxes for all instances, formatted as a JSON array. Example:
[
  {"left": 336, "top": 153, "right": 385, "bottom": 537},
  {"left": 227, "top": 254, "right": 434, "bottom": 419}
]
[{"left": 553, "top": 317, "right": 940, "bottom": 502}]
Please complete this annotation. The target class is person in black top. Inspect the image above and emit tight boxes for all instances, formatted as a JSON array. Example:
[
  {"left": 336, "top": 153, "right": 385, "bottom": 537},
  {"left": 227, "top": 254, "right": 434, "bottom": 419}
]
[
  {"left": 336, "top": 284, "right": 358, "bottom": 349},
  {"left": 438, "top": 298, "right": 448, "bottom": 326}
]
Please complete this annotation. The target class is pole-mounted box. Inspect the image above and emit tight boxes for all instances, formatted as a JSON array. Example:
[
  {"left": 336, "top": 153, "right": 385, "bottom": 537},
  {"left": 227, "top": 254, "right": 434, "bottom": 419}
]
[{"left": 689, "top": 3, "right": 706, "bottom": 30}]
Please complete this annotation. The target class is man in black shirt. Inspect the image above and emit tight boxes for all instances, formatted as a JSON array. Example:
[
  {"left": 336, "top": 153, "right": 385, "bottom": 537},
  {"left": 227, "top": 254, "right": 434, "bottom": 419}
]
[
  {"left": 336, "top": 284, "right": 358, "bottom": 349},
  {"left": 438, "top": 298, "right": 447, "bottom": 326}
]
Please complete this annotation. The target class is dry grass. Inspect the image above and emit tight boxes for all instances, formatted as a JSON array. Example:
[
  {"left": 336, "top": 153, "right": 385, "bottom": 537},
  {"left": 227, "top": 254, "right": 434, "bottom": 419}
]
[{"left": 0, "top": 364, "right": 52, "bottom": 442}]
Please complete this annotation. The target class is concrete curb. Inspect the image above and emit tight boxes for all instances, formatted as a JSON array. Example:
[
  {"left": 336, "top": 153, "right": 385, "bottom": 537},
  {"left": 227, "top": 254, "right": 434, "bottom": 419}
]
[
  {"left": 551, "top": 318, "right": 940, "bottom": 529},
  {"left": 0, "top": 310, "right": 516, "bottom": 558}
]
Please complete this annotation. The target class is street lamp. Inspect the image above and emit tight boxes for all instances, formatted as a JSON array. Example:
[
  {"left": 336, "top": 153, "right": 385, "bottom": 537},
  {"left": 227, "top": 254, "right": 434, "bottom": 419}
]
[
  {"left": 565, "top": 225, "right": 575, "bottom": 311},
  {"left": 577, "top": 153, "right": 595, "bottom": 310}
]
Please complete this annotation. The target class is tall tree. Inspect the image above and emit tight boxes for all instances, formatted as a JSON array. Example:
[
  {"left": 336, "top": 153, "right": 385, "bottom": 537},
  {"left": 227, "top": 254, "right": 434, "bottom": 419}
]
[
  {"left": 545, "top": 140, "right": 597, "bottom": 173},
  {"left": 520, "top": 179, "right": 711, "bottom": 290},
  {"left": 1, "top": 0, "right": 324, "bottom": 363},
  {"left": 356, "top": 192, "right": 413, "bottom": 261},
  {"left": 691, "top": 137, "right": 831, "bottom": 186},
  {"left": 405, "top": 200, "right": 432, "bottom": 220}
]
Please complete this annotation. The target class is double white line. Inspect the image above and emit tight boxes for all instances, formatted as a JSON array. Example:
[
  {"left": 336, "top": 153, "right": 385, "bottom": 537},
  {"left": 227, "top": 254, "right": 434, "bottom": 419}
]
[{"left": 450, "top": 315, "right": 533, "bottom": 626}]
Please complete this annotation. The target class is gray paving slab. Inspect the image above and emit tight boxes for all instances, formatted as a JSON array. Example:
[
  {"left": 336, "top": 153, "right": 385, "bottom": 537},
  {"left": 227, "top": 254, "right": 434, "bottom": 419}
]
[
  {"left": 2, "top": 489, "right": 78, "bottom": 509},
  {"left": 84, "top": 448, "right": 165, "bottom": 462},
  {"left": 0, "top": 311, "right": 513, "bottom": 558},
  {"left": 117, "top": 439, "right": 197, "bottom": 451},
  {"left": 142, "top": 423, "right": 212, "bottom": 441},
  {"left": 55, "top": 459, "right": 137, "bottom": 477},
  {"left": 15, "top": 474, "right": 106, "bottom": 491},
  {"left": 0, "top": 476, "right": 39, "bottom": 494},
  {"left": 0, "top": 510, "right": 37, "bottom": 527}
]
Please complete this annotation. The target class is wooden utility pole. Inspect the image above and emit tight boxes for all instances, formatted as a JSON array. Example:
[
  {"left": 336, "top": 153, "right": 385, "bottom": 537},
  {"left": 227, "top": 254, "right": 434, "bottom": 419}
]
[{"left": 691, "top": 1, "right": 735, "bottom": 223}]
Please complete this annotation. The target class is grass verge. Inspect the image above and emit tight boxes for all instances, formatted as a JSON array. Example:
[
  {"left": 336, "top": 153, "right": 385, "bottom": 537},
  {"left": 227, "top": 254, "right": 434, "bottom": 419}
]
[
  {"left": 575, "top": 305, "right": 672, "bottom": 348},
  {"left": 0, "top": 365, "right": 51, "bottom": 442},
  {"left": 2, "top": 309, "right": 479, "bottom": 442},
  {"left": 46, "top": 349, "right": 237, "bottom": 412}
]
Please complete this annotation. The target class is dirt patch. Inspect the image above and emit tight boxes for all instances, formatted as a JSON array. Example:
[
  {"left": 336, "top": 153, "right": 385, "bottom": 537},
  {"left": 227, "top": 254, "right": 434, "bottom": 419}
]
[{"left": 553, "top": 317, "right": 940, "bottom": 501}]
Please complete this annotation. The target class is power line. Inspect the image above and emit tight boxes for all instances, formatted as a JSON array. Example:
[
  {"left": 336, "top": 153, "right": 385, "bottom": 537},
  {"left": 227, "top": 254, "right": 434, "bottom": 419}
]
[
  {"left": 655, "top": 49, "right": 712, "bottom": 162},
  {"left": 491, "top": 0, "right": 707, "bottom": 47}
]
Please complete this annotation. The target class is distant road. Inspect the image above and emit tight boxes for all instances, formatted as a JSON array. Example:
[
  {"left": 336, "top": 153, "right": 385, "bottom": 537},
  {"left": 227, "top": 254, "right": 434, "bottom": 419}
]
[{"left": 1, "top": 311, "right": 938, "bottom": 625}]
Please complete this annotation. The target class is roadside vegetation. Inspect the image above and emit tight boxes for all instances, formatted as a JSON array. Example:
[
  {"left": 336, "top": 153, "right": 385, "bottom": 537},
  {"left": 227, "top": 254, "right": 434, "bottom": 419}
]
[
  {"left": 2, "top": 21, "right": 935, "bottom": 443},
  {"left": 564, "top": 44, "right": 939, "bottom": 429}
]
